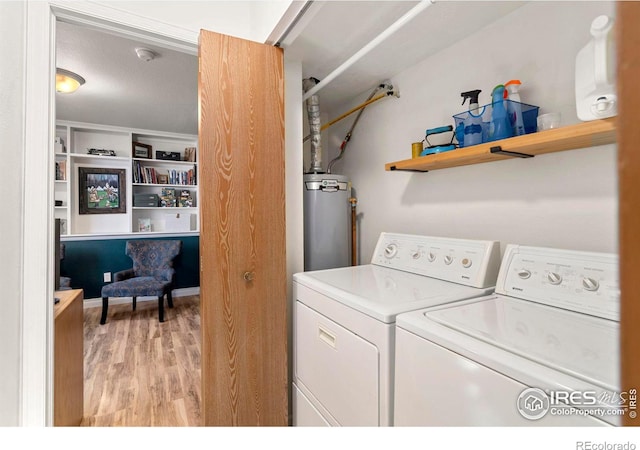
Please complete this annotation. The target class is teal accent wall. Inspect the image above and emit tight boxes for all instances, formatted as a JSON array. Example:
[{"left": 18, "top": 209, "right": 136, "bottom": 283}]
[{"left": 60, "top": 235, "right": 199, "bottom": 299}]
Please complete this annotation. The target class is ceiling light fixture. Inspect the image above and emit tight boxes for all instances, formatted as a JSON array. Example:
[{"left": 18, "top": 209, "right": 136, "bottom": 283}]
[
  {"left": 135, "top": 48, "right": 157, "bottom": 62},
  {"left": 56, "top": 68, "right": 85, "bottom": 93}
]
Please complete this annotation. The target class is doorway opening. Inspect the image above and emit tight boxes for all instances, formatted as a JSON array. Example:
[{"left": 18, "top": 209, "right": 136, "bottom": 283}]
[{"left": 53, "top": 16, "right": 201, "bottom": 426}]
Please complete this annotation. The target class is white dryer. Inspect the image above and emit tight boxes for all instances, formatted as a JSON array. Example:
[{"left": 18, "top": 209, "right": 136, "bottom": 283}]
[
  {"left": 394, "top": 244, "right": 621, "bottom": 426},
  {"left": 293, "top": 233, "right": 502, "bottom": 426}
]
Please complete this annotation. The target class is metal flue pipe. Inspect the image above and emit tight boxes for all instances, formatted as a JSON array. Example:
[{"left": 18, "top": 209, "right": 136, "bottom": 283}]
[{"left": 303, "top": 77, "right": 323, "bottom": 173}]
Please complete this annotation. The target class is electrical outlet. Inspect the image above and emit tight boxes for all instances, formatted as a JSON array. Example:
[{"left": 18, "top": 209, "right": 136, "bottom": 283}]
[{"left": 103, "top": 272, "right": 111, "bottom": 283}]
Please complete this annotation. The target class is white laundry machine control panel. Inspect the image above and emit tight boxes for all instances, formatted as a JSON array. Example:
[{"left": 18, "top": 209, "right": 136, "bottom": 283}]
[
  {"left": 371, "top": 233, "right": 501, "bottom": 288},
  {"left": 496, "top": 245, "right": 619, "bottom": 321}
]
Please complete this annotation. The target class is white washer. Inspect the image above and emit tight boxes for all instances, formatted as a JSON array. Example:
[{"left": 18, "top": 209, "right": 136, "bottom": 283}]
[
  {"left": 394, "top": 244, "right": 620, "bottom": 426},
  {"left": 293, "top": 233, "right": 502, "bottom": 426}
]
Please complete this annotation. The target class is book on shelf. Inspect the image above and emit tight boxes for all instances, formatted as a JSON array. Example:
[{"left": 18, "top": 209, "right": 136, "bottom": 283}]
[
  {"left": 160, "top": 187, "right": 176, "bottom": 207},
  {"left": 55, "top": 160, "right": 67, "bottom": 181},
  {"left": 145, "top": 167, "right": 158, "bottom": 184},
  {"left": 133, "top": 160, "right": 195, "bottom": 186},
  {"left": 179, "top": 189, "right": 194, "bottom": 207},
  {"left": 133, "top": 161, "right": 159, "bottom": 184},
  {"left": 167, "top": 168, "right": 197, "bottom": 186}
]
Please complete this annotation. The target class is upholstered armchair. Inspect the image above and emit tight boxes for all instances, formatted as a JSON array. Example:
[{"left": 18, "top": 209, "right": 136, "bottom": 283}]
[
  {"left": 100, "top": 240, "right": 182, "bottom": 324},
  {"left": 59, "top": 243, "right": 72, "bottom": 290}
]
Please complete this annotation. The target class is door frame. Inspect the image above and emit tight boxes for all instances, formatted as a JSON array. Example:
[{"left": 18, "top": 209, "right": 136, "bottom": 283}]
[{"left": 23, "top": 1, "right": 199, "bottom": 426}]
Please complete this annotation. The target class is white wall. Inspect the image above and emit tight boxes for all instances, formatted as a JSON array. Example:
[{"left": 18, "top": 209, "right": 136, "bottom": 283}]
[
  {"left": 251, "top": 0, "right": 295, "bottom": 43},
  {"left": 329, "top": 1, "right": 618, "bottom": 263},
  {"left": 284, "top": 54, "right": 303, "bottom": 423},
  {"left": 0, "top": 0, "right": 25, "bottom": 426}
]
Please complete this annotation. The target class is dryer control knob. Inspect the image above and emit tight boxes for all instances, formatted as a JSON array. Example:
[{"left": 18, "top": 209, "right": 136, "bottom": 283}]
[
  {"left": 427, "top": 252, "right": 436, "bottom": 262},
  {"left": 517, "top": 269, "right": 532, "bottom": 279},
  {"left": 582, "top": 277, "right": 600, "bottom": 292},
  {"left": 547, "top": 272, "right": 563, "bottom": 285},
  {"left": 461, "top": 258, "right": 472, "bottom": 268},
  {"left": 384, "top": 244, "right": 398, "bottom": 259},
  {"left": 444, "top": 255, "right": 453, "bottom": 265},
  {"left": 411, "top": 250, "right": 421, "bottom": 260}
]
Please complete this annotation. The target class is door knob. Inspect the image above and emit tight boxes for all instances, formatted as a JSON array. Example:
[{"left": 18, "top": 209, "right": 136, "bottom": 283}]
[{"left": 243, "top": 271, "right": 255, "bottom": 282}]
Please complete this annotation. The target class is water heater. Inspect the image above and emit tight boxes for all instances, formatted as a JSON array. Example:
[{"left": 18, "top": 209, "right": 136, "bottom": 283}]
[{"left": 303, "top": 173, "right": 350, "bottom": 271}]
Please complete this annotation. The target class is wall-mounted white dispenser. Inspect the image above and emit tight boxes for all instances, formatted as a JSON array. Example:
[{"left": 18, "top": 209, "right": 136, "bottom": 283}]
[{"left": 575, "top": 15, "right": 617, "bottom": 121}]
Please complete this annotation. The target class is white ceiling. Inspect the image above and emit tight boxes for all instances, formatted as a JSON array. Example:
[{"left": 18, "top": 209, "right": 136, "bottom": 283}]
[
  {"left": 285, "top": 1, "right": 527, "bottom": 112},
  {"left": 55, "top": 1, "right": 526, "bottom": 135},
  {"left": 55, "top": 21, "right": 199, "bottom": 135}
]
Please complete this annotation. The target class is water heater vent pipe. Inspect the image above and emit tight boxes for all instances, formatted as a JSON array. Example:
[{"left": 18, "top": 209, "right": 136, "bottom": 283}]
[{"left": 303, "top": 77, "right": 323, "bottom": 173}]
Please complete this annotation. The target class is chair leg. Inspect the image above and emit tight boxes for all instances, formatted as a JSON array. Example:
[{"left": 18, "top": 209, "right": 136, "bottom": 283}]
[
  {"left": 158, "top": 295, "right": 165, "bottom": 322},
  {"left": 132, "top": 296, "right": 137, "bottom": 311},
  {"left": 100, "top": 297, "right": 109, "bottom": 325},
  {"left": 167, "top": 289, "right": 174, "bottom": 308}
]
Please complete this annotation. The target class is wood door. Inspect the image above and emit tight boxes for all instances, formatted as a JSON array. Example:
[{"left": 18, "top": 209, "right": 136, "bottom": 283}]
[
  {"left": 618, "top": 2, "right": 640, "bottom": 427},
  {"left": 198, "top": 30, "right": 287, "bottom": 425}
]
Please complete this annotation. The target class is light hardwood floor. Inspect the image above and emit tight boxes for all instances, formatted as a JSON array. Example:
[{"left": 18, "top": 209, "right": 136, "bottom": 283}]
[{"left": 81, "top": 295, "right": 201, "bottom": 426}]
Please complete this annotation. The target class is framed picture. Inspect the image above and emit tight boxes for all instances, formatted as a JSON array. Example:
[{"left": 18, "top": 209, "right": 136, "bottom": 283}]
[
  {"left": 157, "top": 174, "right": 169, "bottom": 185},
  {"left": 78, "top": 167, "right": 126, "bottom": 214},
  {"left": 132, "top": 141, "right": 152, "bottom": 159},
  {"left": 138, "top": 218, "right": 151, "bottom": 232}
]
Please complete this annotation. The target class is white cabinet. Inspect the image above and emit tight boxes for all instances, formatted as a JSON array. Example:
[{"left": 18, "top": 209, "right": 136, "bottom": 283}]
[{"left": 55, "top": 120, "right": 198, "bottom": 236}]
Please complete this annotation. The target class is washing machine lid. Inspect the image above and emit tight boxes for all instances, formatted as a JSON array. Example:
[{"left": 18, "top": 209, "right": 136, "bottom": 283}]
[
  {"left": 398, "top": 295, "right": 619, "bottom": 391},
  {"left": 293, "top": 265, "right": 494, "bottom": 324}
]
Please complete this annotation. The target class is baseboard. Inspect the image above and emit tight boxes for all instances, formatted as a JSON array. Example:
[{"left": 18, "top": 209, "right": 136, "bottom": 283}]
[{"left": 83, "top": 286, "right": 200, "bottom": 309}]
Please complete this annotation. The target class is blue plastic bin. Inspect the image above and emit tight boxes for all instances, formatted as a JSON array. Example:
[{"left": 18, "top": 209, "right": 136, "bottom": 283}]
[{"left": 453, "top": 100, "right": 539, "bottom": 147}]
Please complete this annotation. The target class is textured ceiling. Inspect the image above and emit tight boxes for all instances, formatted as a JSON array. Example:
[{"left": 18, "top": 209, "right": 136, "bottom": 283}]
[{"left": 55, "top": 21, "right": 198, "bottom": 135}]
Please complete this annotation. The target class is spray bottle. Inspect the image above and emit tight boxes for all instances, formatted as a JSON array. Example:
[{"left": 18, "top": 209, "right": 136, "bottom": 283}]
[
  {"left": 504, "top": 80, "right": 525, "bottom": 136},
  {"left": 461, "top": 89, "right": 483, "bottom": 146},
  {"left": 489, "top": 85, "right": 513, "bottom": 141}
]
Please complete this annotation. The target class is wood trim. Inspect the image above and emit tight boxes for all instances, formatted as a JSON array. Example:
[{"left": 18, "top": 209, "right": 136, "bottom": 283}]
[
  {"left": 54, "top": 289, "right": 84, "bottom": 426},
  {"left": 618, "top": 1, "right": 640, "bottom": 427}
]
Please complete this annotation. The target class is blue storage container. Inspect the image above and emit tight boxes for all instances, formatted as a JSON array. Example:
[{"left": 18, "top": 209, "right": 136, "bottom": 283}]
[{"left": 453, "top": 100, "right": 539, "bottom": 147}]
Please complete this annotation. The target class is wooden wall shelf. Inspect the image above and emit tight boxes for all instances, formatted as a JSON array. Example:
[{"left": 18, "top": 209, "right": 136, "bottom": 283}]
[{"left": 385, "top": 118, "right": 617, "bottom": 172}]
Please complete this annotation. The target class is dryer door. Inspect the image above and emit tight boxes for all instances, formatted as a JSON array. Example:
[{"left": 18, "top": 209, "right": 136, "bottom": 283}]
[{"left": 295, "top": 302, "right": 379, "bottom": 426}]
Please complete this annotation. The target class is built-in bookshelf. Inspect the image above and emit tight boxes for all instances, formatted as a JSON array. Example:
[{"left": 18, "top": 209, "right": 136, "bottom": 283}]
[{"left": 54, "top": 121, "right": 198, "bottom": 236}]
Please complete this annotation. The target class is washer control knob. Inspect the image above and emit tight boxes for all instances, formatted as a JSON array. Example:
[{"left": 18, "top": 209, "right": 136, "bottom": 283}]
[
  {"left": 444, "top": 255, "right": 453, "bottom": 265},
  {"left": 461, "top": 258, "right": 472, "bottom": 268},
  {"left": 411, "top": 250, "right": 421, "bottom": 260},
  {"left": 384, "top": 244, "right": 398, "bottom": 259},
  {"left": 547, "top": 272, "right": 563, "bottom": 285},
  {"left": 582, "top": 277, "right": 600, "bottom": 292},
  {"left": 517, "top": 269, "right": 532, "bottom": 279},
  {"left": 427, "top": 252, "right": 436, "bottom": 262}
]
